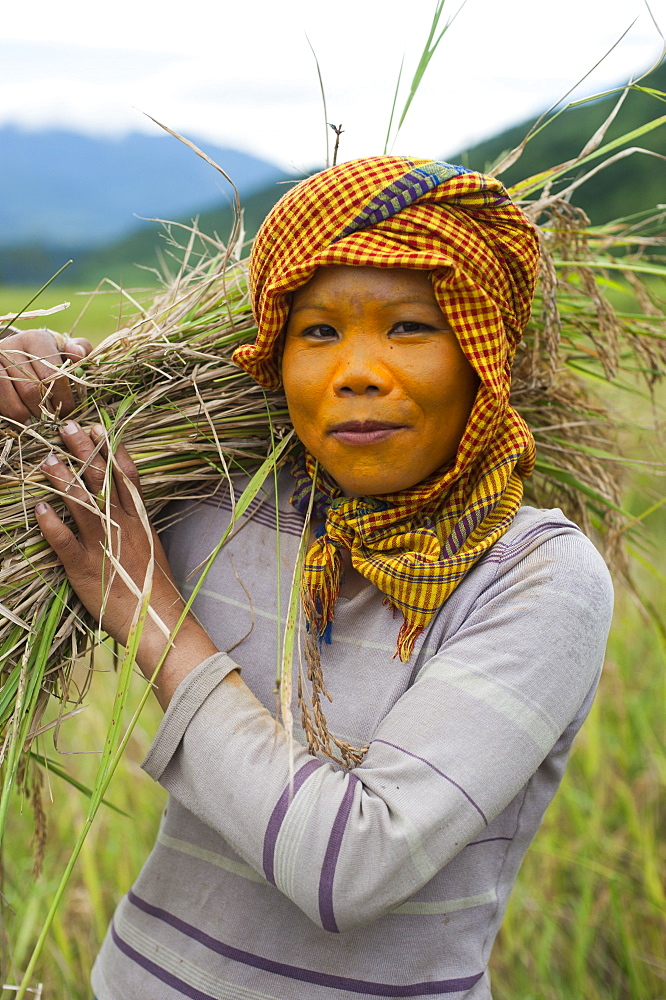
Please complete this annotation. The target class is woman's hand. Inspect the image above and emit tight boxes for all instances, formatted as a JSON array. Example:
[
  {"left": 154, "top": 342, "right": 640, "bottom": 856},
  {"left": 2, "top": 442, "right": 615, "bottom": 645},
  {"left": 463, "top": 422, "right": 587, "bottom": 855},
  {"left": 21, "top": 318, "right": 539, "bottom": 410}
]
[
  {"left": 0, "top": 328, "right": 92, "bottom": 422},
  {"left": 35, "top": 420, "right": 218, "bottom": 708}
]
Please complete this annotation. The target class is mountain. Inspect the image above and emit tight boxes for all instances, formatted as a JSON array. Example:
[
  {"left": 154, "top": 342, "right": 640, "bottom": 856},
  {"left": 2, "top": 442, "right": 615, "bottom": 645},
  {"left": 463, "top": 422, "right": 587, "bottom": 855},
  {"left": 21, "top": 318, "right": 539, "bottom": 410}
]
[
  {"left": 65, "top": 177, "right": 302, "bottom": 287},
  {"left": 0, "top": 174, "right": 301, "bottom": 286},
  {"left": 0, "top": 127, "right": 286, "bottom": 248},
  {"left": 447, "top": 60, "right": 666, "bottom": 225},
  {"left": 2, "top": 61, "right": 664, "bottom": 287}
]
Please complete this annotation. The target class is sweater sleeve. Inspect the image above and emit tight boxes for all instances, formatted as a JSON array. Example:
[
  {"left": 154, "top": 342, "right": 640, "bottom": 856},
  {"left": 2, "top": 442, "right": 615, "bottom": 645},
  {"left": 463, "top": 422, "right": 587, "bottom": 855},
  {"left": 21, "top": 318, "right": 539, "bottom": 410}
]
[{"left": 142, "top": 529, "right": 613, "bottom": 933}]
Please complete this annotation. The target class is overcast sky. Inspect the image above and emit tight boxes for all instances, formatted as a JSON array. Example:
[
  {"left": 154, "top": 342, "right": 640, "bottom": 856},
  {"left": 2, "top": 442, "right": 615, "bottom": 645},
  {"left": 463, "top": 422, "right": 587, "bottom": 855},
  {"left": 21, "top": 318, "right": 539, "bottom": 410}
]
[{"left": 1, "top": 0, "right": 663, "bottom": 173}]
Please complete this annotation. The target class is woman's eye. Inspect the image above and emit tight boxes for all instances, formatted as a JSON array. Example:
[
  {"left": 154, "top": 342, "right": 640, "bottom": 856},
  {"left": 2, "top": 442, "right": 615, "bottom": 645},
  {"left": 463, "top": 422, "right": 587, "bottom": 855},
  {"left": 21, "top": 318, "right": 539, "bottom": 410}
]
[
  {"left": 391, "top": 321, "right": 433, "bottom": 335},
  {"left": 303, "top": 324, "right": 338, "bottom": 340}
]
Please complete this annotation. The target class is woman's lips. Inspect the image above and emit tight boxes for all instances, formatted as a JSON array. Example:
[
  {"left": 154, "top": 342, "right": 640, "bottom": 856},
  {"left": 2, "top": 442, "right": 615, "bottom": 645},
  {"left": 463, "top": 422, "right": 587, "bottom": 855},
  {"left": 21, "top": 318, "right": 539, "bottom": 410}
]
[{"left": 328, "top": 421, "right": 405, "bottom": 445}]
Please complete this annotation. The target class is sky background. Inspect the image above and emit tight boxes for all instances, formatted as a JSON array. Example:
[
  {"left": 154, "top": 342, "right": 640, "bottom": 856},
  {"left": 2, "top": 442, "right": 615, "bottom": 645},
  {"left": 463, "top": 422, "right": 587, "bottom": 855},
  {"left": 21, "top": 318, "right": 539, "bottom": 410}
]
[{"left": 1, "top": 0, "right": 664, "bottom": 174}]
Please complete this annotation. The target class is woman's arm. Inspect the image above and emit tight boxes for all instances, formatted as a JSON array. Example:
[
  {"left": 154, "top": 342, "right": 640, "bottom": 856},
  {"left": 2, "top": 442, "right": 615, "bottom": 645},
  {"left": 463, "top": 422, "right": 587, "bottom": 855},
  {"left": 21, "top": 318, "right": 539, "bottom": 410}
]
[
  {"left": 26, "top": 411, "right": 613, "bottom": 934},
  {"left": 35, "top": 421, "right": 218, "bottom": 707},
  {"left": 145, "top": 524, "right": 613, "bottom": 933}
]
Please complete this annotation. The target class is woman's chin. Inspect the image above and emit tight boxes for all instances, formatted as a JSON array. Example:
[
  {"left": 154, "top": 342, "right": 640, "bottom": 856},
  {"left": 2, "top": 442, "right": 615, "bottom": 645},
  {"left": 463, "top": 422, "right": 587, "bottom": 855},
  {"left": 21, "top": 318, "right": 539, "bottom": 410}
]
[
  {"left": 329, "top": 470, "right": 424, "bottom": 498},
  {"left": 302, "top": 435, "right": 454, "bottom": 498}
]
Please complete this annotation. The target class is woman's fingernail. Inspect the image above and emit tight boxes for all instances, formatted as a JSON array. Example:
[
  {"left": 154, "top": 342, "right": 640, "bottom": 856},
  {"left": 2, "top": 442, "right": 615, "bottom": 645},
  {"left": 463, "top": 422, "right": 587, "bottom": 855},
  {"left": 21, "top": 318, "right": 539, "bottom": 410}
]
[
  {"left": 35, "top": 502, "right": 49, "bottom": 515},
  {"left": 61, "top": 419, "right": 79, "bottom": 435},
  {"left": 42, "top": 453, "right": 59, "bottom": 467},
  {"left": 91, "top": 423, "right": 105, "bottom": 437}
]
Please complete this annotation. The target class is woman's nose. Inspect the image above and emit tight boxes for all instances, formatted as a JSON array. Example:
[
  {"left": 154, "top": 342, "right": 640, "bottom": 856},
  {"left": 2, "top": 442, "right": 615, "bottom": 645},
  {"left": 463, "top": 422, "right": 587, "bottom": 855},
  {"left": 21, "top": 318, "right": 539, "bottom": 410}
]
[{"left": 332, "top": 343, "right": 393, "bottom": 397}]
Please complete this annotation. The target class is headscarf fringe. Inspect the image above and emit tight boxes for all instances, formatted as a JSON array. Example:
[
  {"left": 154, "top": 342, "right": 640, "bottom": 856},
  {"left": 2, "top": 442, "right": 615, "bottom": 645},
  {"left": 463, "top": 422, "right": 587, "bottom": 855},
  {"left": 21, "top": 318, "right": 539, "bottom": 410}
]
[
  {"left": 302, "top": 540, "right": 341, "bottom": 638},
  {"left": 396, "top": 620, "right": 426, "bottom": 662}
]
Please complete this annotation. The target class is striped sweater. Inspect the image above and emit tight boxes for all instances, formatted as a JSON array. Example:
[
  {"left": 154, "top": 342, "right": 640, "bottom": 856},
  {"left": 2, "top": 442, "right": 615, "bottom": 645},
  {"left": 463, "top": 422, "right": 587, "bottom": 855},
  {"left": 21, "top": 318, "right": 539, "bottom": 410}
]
[{"left": 92, "top": 469, "right": 613, "bottom": 999}]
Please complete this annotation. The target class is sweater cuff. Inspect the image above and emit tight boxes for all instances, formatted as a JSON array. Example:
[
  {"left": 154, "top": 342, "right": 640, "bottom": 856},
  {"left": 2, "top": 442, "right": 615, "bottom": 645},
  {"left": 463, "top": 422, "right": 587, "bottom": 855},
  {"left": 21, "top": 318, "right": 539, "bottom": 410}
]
[{"left": 142, "top": 651, "right": 240, "bottom": 780}]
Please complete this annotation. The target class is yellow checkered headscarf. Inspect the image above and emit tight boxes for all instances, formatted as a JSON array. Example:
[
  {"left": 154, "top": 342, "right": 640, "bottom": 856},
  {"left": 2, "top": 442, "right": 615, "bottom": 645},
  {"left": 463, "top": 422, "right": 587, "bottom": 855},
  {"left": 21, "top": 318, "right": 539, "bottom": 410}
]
[{"left": 233, "top": 157, "right": 540, "bottom": 661}]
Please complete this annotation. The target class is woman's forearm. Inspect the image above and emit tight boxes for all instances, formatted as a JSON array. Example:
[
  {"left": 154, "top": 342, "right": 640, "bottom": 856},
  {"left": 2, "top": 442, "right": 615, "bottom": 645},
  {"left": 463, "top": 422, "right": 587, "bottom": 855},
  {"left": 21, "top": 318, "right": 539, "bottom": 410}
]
[
  {"left": 35, "top": 418, "right": 218, "bottom": 708},
  {"left": 136, "top": 614, "right": 219, "bottom": 711}
]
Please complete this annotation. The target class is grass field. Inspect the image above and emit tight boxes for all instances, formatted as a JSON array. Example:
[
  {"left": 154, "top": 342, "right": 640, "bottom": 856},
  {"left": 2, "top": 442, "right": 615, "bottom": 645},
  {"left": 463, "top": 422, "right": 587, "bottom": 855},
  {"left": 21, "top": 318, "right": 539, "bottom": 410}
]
[
  {"left": 0, "top": 283, "right": 156, "bottom": 345},
  {"left": 1, "top": 285, "right": 664, "bottom": 999}
]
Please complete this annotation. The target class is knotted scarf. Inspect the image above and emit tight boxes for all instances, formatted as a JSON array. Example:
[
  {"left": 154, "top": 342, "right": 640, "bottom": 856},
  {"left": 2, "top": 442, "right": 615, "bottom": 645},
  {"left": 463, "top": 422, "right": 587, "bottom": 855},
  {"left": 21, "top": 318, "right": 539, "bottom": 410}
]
[{"left": 233, "top": 157, "right": 541, "bottom": 661}]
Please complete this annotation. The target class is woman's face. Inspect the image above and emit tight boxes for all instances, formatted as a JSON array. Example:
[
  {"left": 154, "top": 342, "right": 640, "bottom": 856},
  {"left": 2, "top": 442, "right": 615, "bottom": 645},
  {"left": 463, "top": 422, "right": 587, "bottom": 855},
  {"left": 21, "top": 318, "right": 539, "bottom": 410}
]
[{"left": 282, "top": 266, "right": 480, "bottom": 497}]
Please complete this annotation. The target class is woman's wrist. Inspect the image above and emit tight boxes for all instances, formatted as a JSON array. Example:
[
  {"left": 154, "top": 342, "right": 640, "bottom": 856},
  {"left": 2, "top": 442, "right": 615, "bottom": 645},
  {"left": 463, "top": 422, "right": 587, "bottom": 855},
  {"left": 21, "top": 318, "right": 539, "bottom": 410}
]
[{"left": 136, "top": 613, "right": 219, "bottom": 711}]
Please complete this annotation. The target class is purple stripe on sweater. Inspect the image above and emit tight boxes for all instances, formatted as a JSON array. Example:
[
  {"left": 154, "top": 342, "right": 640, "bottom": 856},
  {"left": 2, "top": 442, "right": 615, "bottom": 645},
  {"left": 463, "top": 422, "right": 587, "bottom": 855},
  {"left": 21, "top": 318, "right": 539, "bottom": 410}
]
[
  {"left": 263, "top": 758, "right": 322, "bottom": 884},
  {"left": 318, "top": 773, "right": 360, "bottom": 932},
  {"left": 111, "top": 921, "right": 215, "bottom": 1000},
  {"left": 484, "top": 521, "right": 580, "bottom": 564},
  {"left": 123, "top": 891, "right": 485, "bottom": 995},
  {"left": 373, "top": 739, "right": 488, "bottom": 826},
  {"left": 200, "top": 494, "right": 305, "bottom": 537},
  {"left": 236, "top": 510, "right": 304, "bottom": 537},
  {"left": 467, "top": 836, "right": 512, "bottom": 846}
]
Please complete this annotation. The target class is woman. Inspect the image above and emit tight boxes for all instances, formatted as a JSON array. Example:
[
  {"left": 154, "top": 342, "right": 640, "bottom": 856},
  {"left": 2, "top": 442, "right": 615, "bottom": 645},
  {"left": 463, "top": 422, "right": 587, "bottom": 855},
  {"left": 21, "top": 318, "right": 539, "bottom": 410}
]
[{"left": 1, "top": 157, "right": 613, "bottom": 998}]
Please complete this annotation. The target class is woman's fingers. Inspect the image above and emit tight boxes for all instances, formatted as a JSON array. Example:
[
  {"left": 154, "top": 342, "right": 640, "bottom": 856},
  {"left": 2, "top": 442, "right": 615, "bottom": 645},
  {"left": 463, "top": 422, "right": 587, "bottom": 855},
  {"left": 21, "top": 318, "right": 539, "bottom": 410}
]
[
  {"left": 38, "top": 431, "right": 140, "bottom": 634},
  {"left": 89, "top": 424, "right": 144, "bottom": 515},
  {"left": 72, "top": 421, "right": 144, "bottom": 517},
  {"left": 0, "top": 329, "right": 90, "bottom": 421},
  {"left": 43, "top": 421, "right": 143, "bottom": 529},
  {"left": 34, "top": 500, "right": 85, "bottom": 576},
  {"left": 31, "top": 352, "right": 78, "bottom": 417},
  {"left": 40, "top": 423, "right": 112, "bottom": 542},
  {"left": 35, "top": 485, "right": 136, "bottom": 645},
  {"left": 40, "top": 447, "right": 107, "bottom": 543},
  {"left": 31, "top": 330, "right": 90, "bottom": 416},
  {"left": 36, "top": 421, "right": 196, "bottom": 666},
  {"left": 0, "top": 346, "right": 44, "bottom": 422},
  {"left": 36, "top": 424, "right": 168, "bottom": 648},
  {"left": 62, "top": 336, "right": 92, "bottom": 360}
]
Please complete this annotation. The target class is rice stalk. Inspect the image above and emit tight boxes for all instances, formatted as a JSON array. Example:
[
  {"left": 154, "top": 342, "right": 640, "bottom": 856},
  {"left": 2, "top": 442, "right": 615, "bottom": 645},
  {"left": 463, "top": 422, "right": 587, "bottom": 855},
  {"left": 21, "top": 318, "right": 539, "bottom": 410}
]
[
  {"left": 384, "top": 0, "right": 466, "bottom": 153},
  {"left": 0, "top": 261, "right": 73, "bottom": 337},
  {"left": 489, "top": 38, "right": 665, "bottom": 180},
  {"left": 277, "top": 463, "right": 318, "bottom": 786},
  {"left": 510, "top": 177, "right": 666, "bottom": 562}
]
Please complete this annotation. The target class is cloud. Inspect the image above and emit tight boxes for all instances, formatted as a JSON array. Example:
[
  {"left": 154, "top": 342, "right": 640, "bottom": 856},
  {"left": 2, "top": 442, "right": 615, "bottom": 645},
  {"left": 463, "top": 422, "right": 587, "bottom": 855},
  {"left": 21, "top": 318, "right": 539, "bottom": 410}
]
[{"left": 0, "top": 0, "right": 662, "bottom": 168}]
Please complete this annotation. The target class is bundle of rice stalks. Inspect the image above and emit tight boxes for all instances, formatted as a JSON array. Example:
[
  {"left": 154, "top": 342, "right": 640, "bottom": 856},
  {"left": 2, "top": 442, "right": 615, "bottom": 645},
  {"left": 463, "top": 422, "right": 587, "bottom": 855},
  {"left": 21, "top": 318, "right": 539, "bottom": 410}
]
[
  {"left": 1, "top": 126, "right": 665, "bottom": 843},
  {"left": 514, "top": 194, "right": 666, "bottom": 562},
  {"left": 0, "top": 242, "right": 292, "bottom": 830}
]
